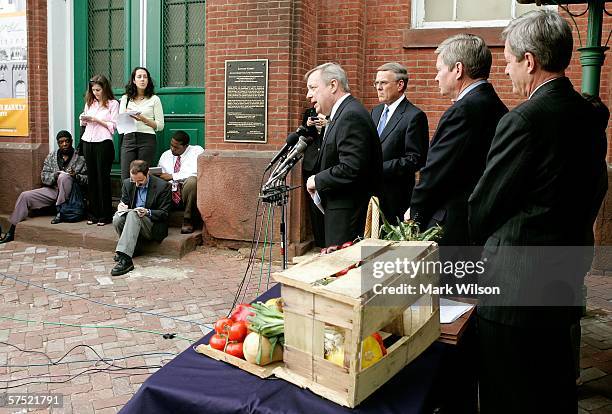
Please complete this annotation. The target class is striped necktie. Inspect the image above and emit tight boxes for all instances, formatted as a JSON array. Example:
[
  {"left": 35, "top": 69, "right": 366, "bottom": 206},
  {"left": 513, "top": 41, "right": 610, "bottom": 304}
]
[{"left": 377, "top": 106, "right": 388, "bottom": 137}]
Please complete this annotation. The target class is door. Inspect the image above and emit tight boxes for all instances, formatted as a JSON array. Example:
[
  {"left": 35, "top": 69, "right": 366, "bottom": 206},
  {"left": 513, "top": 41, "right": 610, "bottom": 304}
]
[{"left": 74, "top": 0, "right": 205, "bottom": 176}]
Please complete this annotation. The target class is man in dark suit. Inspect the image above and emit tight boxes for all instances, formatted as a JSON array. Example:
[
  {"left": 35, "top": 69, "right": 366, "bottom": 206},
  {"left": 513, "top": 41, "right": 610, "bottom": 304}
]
[
  {"left": 469, "top": 10, "right": 608, "bottom": 412},
  {"left": 371, "top": 62, "right": 428, "bottom": 223},
  {"left": 111, "top": 160, "right": 171, "bottom": 276},
  {"left": 305, "top": 62, "right": 382, "bottom": 247},
  {"left": 407, "top": 34, "right": 508, "bottom": 249}
]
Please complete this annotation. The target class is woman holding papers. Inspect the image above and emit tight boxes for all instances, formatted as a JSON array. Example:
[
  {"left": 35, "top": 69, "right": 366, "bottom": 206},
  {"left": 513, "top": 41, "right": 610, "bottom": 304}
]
[
  {"left": 80, "top": 74, "right": 118, "bottom": 226},
  {"left": 119, "top": 67, "right": 165, "bottom": 180}
]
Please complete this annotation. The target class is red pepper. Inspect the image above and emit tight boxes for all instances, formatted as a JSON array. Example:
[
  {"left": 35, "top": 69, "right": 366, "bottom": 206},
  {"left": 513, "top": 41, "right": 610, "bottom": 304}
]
[
  {"left": 372, "top": 332, "right": 387, "bottom": 356},
  {"left": 229, "top": 304, "right": 255, "bottom": 322}
]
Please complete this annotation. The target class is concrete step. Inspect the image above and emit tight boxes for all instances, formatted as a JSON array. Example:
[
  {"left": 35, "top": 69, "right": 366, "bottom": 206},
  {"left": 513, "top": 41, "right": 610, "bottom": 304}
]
[{"left": 0, "top": 214, "right": 202, "bottom": 258}]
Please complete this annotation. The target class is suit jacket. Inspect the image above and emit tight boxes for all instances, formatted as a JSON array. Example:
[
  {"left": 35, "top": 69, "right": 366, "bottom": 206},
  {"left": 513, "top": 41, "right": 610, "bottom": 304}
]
[
  {"left": 410, "top": 82, "right": 508, "bottom": 245},
  {"left": 371, "top": 97, "right": 429, "bottom": 222},
  {"left": 121, "top": 174, "right": 172, "bottom": 241},
  {"left": 314, "top": 95, "right": 383, "bottom": 244},
  {"left": 469, "top": 77, "right": 608, "bottom": 327}
]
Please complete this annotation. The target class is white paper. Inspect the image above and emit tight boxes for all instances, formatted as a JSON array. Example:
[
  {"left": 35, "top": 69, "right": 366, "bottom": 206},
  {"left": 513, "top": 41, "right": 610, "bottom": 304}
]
[
  {"left": 439, "top": 298, "right": 474, "bottom": 324},
  {"left": 116, "top": 112, "right": 138, "bottom": 134},
  {"left": 310, "top": 191, "right": 324, "bottom": 214}
]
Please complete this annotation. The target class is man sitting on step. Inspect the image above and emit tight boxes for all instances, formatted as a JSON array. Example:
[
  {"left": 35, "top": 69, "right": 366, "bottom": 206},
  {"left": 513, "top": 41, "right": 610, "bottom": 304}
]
[
  {"left": 111, "top": 160, "right": 171, "bottom": 276},
  {"left": 157, "top": 130, "right": 203, "bottom": 234},
  {"left": 0, "top": 130, "right": 87, "bottom": 244}
]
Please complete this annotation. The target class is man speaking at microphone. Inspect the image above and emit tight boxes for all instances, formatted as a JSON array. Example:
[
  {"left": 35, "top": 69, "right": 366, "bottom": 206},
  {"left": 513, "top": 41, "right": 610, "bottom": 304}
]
[{"left": 305, "top": 62, "right": 382, "bottom": 247}]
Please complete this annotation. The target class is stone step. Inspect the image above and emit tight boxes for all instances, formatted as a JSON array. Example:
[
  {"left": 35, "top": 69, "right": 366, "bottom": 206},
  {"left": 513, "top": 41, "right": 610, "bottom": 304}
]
[{"left": 0, "top": 214, "right": 202, "bottom": 258}]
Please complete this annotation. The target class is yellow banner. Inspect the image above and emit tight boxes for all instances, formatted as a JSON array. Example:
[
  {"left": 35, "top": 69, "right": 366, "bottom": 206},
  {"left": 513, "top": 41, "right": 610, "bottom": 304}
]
[{"left": 0, "top": 98, "right": 29, "bottom": 136}]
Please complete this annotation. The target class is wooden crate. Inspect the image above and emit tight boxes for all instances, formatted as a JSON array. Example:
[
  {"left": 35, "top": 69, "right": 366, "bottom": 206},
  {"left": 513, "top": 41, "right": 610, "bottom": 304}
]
[{"left": 272, "top": 239, "right": 440, "bottom": 408}]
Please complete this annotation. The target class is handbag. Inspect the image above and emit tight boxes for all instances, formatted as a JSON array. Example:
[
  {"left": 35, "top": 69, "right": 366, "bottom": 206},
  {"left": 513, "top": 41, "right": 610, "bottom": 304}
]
[{"left": 58, "top": 181, "right": 86, "bottom": 222}]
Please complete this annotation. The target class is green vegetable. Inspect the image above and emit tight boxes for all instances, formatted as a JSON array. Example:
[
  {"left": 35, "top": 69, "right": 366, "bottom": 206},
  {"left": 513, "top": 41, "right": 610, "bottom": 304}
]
[{"left": 372, "top": 198, "right": 443, "bottom": 242}]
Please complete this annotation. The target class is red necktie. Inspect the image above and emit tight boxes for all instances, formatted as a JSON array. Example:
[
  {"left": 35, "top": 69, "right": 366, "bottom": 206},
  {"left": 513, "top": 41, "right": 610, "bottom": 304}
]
[{"left": 172, "top": 155, "right": 181, "bottom": 205}]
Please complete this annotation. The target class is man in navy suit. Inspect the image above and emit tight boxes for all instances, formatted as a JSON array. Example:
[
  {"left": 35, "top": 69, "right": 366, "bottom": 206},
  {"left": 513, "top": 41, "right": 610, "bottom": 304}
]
[
  {"left": 305, "top": 63, "right": 382, "bottom": 247},
  {"left": 470, "top": 10, "right": 608, "bottom": 412},
  {"left": 371, "top": 62, "right": 428, "bottom": 223},
  {"left": 407, "top": 34, "right": 508, "bottom": 249}
]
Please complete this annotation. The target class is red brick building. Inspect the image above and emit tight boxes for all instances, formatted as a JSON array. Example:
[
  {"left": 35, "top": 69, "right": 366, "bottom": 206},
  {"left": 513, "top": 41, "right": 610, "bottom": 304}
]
[{"left": 0, "top": 1, "right": 610, "bottom": 262}]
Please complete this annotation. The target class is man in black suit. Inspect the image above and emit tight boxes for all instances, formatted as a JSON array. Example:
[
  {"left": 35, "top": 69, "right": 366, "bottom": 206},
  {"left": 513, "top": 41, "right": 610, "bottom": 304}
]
[
  {"left": 305, "top": 62, "right": 382, "bottom": 247},
  {"left": 469, "top": 10, "right": 608, "bottom": 412},
  {"left": 371, "top": 62, "right": 428, "bottom": 223},
  {"left": 111, "top": 160, "right": 171, "bottom": 276},
  {"left": 407, "top": 34, "right": 508, "bottom": 249}
]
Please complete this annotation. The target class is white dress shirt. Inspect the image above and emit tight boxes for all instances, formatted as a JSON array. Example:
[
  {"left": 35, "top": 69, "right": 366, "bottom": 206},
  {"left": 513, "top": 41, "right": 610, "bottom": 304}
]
[{"left": 158, "top": 145, "right": 204, "bottom": 181}]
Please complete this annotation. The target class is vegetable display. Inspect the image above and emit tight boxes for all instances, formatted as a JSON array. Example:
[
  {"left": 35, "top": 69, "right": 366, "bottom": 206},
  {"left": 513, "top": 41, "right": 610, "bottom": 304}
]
[{"left": 208, "top": 299, "right": 284, "bottom": 366}]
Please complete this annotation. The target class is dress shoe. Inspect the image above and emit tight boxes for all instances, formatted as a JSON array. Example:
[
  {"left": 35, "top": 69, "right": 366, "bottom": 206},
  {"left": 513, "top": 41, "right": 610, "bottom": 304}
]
[
  {"left": 51, "top": 213, "right": 62, "bottom": 224},
  {"left": 0, "top": 232, "right": 14, "bottom": 244},
  {"left": 113, "top": 253, "right": 120, "bottom": 262},
  {"left": 0, "top": 225, "right": 15, "bottom": 244},
  {"left": 111, "top": 254, "right": 134, "bottom": 276},
  {"left": 181, "top": 219, "right": 194, "bottom": 234}
]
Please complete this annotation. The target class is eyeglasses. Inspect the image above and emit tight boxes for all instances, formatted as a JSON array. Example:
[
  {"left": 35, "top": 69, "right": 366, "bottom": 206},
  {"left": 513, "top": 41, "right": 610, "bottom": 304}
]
[{"left": 373, "top": 80, "right": 400, "bottom": 88}]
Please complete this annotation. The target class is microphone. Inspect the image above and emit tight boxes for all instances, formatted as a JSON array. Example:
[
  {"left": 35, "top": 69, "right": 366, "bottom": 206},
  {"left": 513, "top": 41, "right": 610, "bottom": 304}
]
[
  {"left": 264, "top": 126, "right": 309, "bottom": 172},
  {"left": 270, "top": 136, "right": 313, "bottom": 179}
]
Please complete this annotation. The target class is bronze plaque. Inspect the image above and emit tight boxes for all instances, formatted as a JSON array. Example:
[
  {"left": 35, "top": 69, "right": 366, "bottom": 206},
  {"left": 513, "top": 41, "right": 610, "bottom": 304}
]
[{"left": 224, "top": 59, "right": 268, "bottom": 143}]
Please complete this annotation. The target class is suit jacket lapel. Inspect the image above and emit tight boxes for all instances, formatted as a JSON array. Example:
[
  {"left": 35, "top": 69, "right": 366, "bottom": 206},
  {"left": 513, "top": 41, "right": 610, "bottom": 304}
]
[
  {"left": 379, "top": 98, "right": 407, "bottom": 143},
  {"left": 315, "top": 95, "right": 353, "bottom": 166}
]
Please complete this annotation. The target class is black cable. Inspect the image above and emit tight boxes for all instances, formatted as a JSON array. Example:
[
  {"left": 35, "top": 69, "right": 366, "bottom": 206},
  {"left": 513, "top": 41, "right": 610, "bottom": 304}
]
[
  {"left": 1, "top": 365, "right": 163, "bottom": 390},
  {"left": 0, "top": 341, "right": 176, "bottom": 367},
  {"left": 562, "top": 3, "right": 588, "bottom": 17},
  {"left": 228, "top": 169, "right": 268, "bottom": 314},
  {"left": 0, "top": 341, "right": 167, "bottom": 389},
  {"left": 553, "top": 2, "right": 583, "bottom": 47}
]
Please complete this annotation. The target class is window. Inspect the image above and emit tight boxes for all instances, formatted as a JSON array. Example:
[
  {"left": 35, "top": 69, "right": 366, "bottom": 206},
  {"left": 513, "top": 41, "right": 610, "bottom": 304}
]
[
  {"left": 412, "top": 0, "right": 552, "bottom": 29},
  {"left": 162, "top": 0, "right": 205, "bottom": 87},
  {"left": 87, "top": 0, "right": 125, "bottom": 89}
]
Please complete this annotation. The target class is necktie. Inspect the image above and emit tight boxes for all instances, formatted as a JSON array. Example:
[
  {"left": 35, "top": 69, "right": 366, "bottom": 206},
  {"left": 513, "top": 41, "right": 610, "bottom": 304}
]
[
  {"left": 172, "top": 155, "right": 181, "bottom": 205},
  {"left": 377, "top": 106, "right": 388, "bottom": 137}
]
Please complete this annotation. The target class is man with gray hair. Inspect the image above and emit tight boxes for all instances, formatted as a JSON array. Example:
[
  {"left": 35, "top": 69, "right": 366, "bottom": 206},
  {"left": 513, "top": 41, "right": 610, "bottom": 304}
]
[
  {"left": 305, "top": 62, "right": 382, "bottom": 246},
  {"left": 371, "top": 62, "right": 428, "bottom": 222},
  {"left": 469, "top": 10, "right": 608, "bottom": 412},
  {"left": 406, "top": 34, "right": 507, "bottom": 250}
]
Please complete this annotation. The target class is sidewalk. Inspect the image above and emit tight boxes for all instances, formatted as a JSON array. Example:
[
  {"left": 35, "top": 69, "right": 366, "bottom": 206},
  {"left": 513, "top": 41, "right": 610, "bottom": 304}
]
[{"left": 0, "top": 240, "right": 610, "bottom": 413}]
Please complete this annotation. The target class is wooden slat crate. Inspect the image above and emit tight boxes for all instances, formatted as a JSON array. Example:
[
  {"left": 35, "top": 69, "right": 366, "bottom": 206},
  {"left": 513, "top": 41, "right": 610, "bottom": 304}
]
[{"left": 272, "top": 238, "right": 440, "bottom": 408}]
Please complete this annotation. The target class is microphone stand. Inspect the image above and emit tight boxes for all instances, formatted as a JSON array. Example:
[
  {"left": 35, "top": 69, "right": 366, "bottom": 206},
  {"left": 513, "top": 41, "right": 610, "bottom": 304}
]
[{"left": 260, "top": 154, "right": 301, "bottom": 269}]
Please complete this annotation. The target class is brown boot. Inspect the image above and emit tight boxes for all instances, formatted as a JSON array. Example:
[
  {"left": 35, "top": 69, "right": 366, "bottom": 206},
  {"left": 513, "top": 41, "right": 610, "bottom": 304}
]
[{"left": 181, "top": 219, "right": 193, "bottom": 234}]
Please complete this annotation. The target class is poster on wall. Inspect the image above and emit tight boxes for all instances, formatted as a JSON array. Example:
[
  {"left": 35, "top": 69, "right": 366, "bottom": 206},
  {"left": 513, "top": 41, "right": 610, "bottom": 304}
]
[{"left": 0, "top": 0, "right": 28, "bottom": 136}]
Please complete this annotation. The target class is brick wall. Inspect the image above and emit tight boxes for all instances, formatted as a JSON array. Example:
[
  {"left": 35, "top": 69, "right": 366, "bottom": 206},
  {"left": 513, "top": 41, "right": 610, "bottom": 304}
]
[
  {"left": 0, "top": 0, "right": 49, "bottom": 214},
  {"left": 202, "top": 0, "right": 611, "bottom": 248}
]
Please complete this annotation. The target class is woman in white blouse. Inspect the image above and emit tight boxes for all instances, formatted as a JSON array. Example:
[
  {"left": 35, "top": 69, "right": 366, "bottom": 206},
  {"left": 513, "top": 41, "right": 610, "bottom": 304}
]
[
  {"left": 119, "top": 66, "right": 165, "bottom": 179},
  {"left": 80, "top": 74, "right": 119, "bottom": 226}
]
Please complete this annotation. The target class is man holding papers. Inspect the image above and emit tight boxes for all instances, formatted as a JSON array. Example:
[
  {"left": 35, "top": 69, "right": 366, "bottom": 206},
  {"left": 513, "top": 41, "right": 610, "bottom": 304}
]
[{"left": 111, "top": 160, "right": 171, "bottom": 276}]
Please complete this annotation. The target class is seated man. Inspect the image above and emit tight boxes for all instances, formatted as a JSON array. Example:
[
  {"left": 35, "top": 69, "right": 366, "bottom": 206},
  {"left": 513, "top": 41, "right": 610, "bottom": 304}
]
[
  {"left": 0, "top": 130, "right": 87, "bottom": 244},
  {"left": 157, "top": 130, "right": 204, "bottom": 234},
  {"left": 111, "top": 160, "right": 171, "bottom": 276}
]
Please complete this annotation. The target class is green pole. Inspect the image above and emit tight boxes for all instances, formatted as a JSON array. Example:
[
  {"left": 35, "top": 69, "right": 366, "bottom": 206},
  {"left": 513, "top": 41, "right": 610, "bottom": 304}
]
[{"left": 578, "top": 0, "right": 609, "bottom": 97}]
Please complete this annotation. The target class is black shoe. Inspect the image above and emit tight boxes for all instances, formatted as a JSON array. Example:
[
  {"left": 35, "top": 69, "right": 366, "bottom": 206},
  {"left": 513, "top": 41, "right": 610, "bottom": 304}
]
[
  {"left": 113, "top": 253, "right": 120, "bottom": 262},
  {"left": 51, "top": 213, "right": 62, "bottom": 224},
  {"left": 111, "top": 255, "right": 134, "bottom": 276},
  {"left": 0, "top": 232, "right": 14, "bottom": 244}
]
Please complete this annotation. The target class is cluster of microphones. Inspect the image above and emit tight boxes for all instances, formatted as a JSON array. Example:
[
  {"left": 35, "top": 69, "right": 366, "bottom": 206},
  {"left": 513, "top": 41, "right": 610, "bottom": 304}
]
[{"left": 264, "top": 125, "right": 315, "bottom": 179}]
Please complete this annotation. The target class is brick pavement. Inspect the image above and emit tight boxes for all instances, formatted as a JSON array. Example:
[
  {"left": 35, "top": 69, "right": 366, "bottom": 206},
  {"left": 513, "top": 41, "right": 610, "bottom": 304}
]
[
  {"left": 0, "top": 241, "right": 610, "bottom": 413},
  {"left": 0, "top": 241, "right": 269, "bottom": 413}
]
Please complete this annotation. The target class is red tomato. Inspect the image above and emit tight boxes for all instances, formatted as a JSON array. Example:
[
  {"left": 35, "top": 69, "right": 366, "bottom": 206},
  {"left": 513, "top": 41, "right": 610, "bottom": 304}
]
[
  {"left": 341, "top": 241, "right": 354, "bottom": 249},
  {"left": 225, "top": 342, "right": 244, "bottom": 359},
  {"left": 229, "top": 304, "right": 254, "bottom": 322},
  {"left": 228, "top": 321, "right": 249, "bottom": 342},
  {"left": 209, "top": 334, "right": 227, "bottom": 351},
  {"left": 214, "top": 318, "right": 233, "bottom": 334}
]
